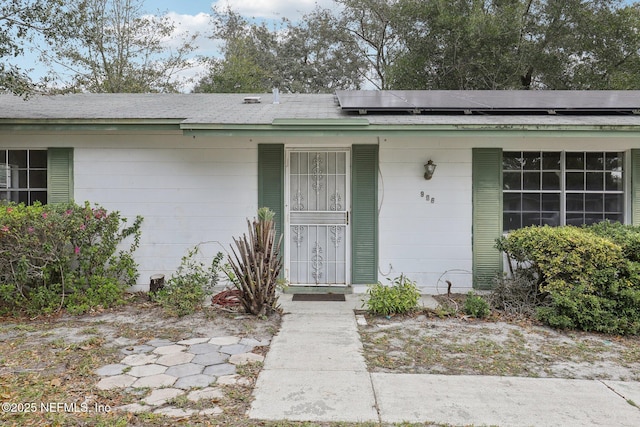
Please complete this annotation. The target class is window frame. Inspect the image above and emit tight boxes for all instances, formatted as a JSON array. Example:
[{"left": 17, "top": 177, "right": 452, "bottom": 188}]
[
  {"left": 0, "top": 149, "right": 48, "bottom": 205},
  {"left": 502, "top": 150, "right": 625, "bottom": 232}
]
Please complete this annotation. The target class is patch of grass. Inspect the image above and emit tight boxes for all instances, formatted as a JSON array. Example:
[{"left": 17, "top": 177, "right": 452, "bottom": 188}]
[
  {"left": 539, "top": 340, "right": 608, "bottom": 364},
  {"left": 620, "top": 345, "right": 640, "bottom": 365},
  {"left": 166, "top": 394, "right": 190, "bottom": 408},
  {"left": 81, "top": 326, "right": 100, "bottom": 335},
  {"left": 359, "top": 314, "right": 640, "bottom": 382},
  {"left": 235, "top": 361, "right": 263, "bottom": 379},
  {"left": 13, "top": 324, "right": 37, "bottom": 332}
]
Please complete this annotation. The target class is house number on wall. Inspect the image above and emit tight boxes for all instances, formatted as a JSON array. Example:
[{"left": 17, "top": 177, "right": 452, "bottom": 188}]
[{"left": 420, "top": 191, "right": 436, "bottom": 204}]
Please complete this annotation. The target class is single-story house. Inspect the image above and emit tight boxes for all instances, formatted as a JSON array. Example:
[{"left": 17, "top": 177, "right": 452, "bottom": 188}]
[{"left": 1, "top": 90, "right": 640, "bottom": 294}]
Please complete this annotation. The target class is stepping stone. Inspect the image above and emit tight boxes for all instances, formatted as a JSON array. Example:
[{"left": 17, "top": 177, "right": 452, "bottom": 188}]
[
  {"left": 153, "top": 407, "right": 198, "bottom": 417},
  {"left": 239, "top": 337, "right": 270, "bottom": 347},
  {"left": 177, "top": 337, "right": 210, "bottom": 345},
  {"left": 165, "top": 363, "right": 203, "bottom": 378},
  {"left": 173, "top": 374, "right": 216, "bottom": 389},
  {"left": 187, "top": 387, "right": 225, "bottom": 402},
  {"left": 356, "top": 315, "right": 367, "bottom": 326},
  {"left": 153, "top": 344, "right": 187, "bottom": 355},
  {"left": 96, "top": 374, "right": 136, "bottom": 390},
  {"left": 128, "top": 364, "right": 167, "bottom": 378},
  {"left": 191, "top": 352, "right": 228, "bottom": 366},
  {"left": 219, "top": 344, "right": 254, "bottom": 355},
  {"left": 216, "top": 374, "right": 251, "bottom": 386},
  {"left": 115, "top": 403, "right": 149, "bottom": 413},
  {"left": 95, "top": 363, "right": 127, "bottom": 376},
  {"left": 131, "top": 374, "right": 176, "bottom": 388},
  {"left": 142, "top": 388, "right": 184, "bottom": 406},
  {"left": 121, "top": 353, "right": 158, "bottom": 366},
  {"left": 147, "top": 339, "right": 175, "bottom": 347},
  {"left": 208, "top": 336, "right": 240, "bottom": 346},
  {"left": 189, "top": 343, "right": 221, "bottom": 354},
  {"left": 156, "top": 351, "right": 194, "bottom": 367},
  {"left": 203, "top": 363, "right": 236, "bottom": 376},
  {"left": 120, "top": 345, "right": 155, "bottom": 355},
  {"left": 229, "top": 353, "right": 264, "bottom": 365}
]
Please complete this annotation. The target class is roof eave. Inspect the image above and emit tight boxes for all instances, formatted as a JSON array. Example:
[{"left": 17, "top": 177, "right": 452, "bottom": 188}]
[{"left": 0, "top": 118, "right": 183, "bottom": 132}]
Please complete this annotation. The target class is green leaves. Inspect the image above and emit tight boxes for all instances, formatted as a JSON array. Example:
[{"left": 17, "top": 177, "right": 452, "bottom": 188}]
[
  {"left": 497, "top": 223, "right": 640, "bottom": 334},
  {"left": 364, "top": 274, "right": 420, "bottom": 316},
  {"left": 464, "top": 292, "right": 491, "bottom": 318},
  {"left": 195, "top": 5, "right": 366, "bottom": 93},
  {"left": 152, "top": 248, "right": 224, "bottom": 317},
  {"left": 42, "top": 0, "right": 199, "bottom": 93},
  {"left": 0, "top": 201, "right": 143, "bottom": 316},
  {"left": 389, "top": 0, "right": 640, "bottom": 90}
]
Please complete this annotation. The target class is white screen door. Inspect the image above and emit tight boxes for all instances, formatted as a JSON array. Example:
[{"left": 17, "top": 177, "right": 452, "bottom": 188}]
[{"left": 287, "top": 150, "right": 349, "bottom": 285}]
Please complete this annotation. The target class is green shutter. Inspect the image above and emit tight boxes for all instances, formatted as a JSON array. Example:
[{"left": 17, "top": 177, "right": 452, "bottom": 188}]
[
  {"left": 351, "top": 144, "right": 378, "bottom": 284},
  {"left": 632, "top": 149, "right": 640, "bottom": 226},
  {"left": 258, "top": 144, "right": 284, "bottom": 239},
  {"left": 472, "top": 148, "right": 502, "bottom": 289},
  {"left": 47, "top": 148, "right": 74, "bottom": 203}
]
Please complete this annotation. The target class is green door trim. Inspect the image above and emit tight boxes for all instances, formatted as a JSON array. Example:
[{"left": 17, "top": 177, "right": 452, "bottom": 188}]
[
  {"left": 257, "top": 144, "right": 285, "bottom": 240},
  {"left": 351, "top": 144, "right": 379, "bottom": 285}
]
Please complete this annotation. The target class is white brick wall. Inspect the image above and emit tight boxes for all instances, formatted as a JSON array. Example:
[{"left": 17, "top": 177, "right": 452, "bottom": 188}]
[
  {"left": 378, "top": 137, "right": 473, "bottom": 294},
  {"left": 72, "top": 135, "right": 259, "bottom": 287}
]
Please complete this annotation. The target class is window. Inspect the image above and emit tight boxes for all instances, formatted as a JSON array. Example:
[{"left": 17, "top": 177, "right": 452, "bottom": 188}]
[
  {"left": 0, "top": 150, "right": 48, "bottom": 205},
  {"left": 503, "top": 151, "right": 624, "bottom": 231}
]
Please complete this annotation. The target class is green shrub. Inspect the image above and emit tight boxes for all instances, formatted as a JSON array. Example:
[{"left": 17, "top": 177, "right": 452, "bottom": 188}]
[
  {"left": 0, "top": 201, "right": 142, "bottom": 315},
  {"left": 464, "top": 292, "right": 490, "bottom": 318},
  {"left": 586, "top": 221, "right": 640, "bottom": 263},
  {"left": 365, "top": 274, "right": 421, "bottom": 316},
  {"left": 153, "top": 248, "right": 224, "bottom": 317},
  {"left": 496, "top": 225, "right": 640, "bottom": 335}
]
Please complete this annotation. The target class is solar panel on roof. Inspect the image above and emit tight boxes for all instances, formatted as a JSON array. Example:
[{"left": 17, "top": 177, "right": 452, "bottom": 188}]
[{"left": 334, "top": 90, "right": 640, "bottom": 115}]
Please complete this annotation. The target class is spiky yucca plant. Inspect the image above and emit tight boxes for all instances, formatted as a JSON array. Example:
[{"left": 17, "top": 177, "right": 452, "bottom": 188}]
[{"left": 227, "top": 208, "right": 283, "bottom": 316}]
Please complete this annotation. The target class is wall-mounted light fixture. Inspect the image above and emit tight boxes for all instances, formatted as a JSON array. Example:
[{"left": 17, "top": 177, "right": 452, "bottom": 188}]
[{"left": 424, "top": 160, "right": 437, "bottom": 180}]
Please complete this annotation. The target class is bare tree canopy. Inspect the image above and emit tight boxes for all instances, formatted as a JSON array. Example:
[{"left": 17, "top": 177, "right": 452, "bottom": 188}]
[
  {"left": 0, "top": 0, "right": 72, "bottom": 96},
  {"left": 41, "top": 0, "right": 199, "bottom": 93}
]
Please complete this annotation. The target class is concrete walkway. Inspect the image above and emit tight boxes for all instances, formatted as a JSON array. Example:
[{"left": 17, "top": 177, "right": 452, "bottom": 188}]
[{"left": 249, "top": 294, "right": 640, "bottom": 426}]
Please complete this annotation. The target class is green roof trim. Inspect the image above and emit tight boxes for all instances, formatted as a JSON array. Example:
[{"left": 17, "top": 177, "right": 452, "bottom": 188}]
[
  {"left": 271, "top": 118, "right": 369, "bottom": 127},
  {"left": 0, "top": 119, "right": 183, "bottom": 133}
]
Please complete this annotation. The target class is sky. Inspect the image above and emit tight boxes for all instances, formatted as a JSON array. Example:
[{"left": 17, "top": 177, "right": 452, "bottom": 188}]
[
  {"left": 151, "top": 0, "right": 337, "bottom": 90},
  {"left": 153, "top": 0, "right": 334, "bottom": 19},
  {"left": 149, "top": 0, "right": 335, "bottom": 57},
  {"left": 14, "top": 0, "right": 337, "bottom": 92}
]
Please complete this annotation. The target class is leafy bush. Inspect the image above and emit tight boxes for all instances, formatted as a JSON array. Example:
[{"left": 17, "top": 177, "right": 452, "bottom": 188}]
[
  {"left": 227, "top": 208, "right": 283, "bottom": 317},
  {"left": 365, "top": 274, "right": 421, "bottom": 316},
  {"left": 153, "top": 248, "right": 224, "bottom": 317},
  {"left": 464, "top": 292, "right": 490, "bottom": 318},
  {"left": 496, "top": 224, "right": 640, "bottom": 335},
  {"left": 585, "top": 221, "right": 640, "bottom": 263},
  {"left": 0, "top": 201, "right": 142, "bottom": 316}
]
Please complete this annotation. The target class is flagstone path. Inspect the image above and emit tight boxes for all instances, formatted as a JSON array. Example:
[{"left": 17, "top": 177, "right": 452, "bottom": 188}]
[{"left": 95, "top": 335, "right": 268, "bottom": 417}]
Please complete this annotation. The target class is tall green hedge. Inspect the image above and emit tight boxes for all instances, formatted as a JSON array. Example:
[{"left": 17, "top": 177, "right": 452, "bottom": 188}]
[{"left": 496, "top": 223, "right": 640, "bottom": 335}]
